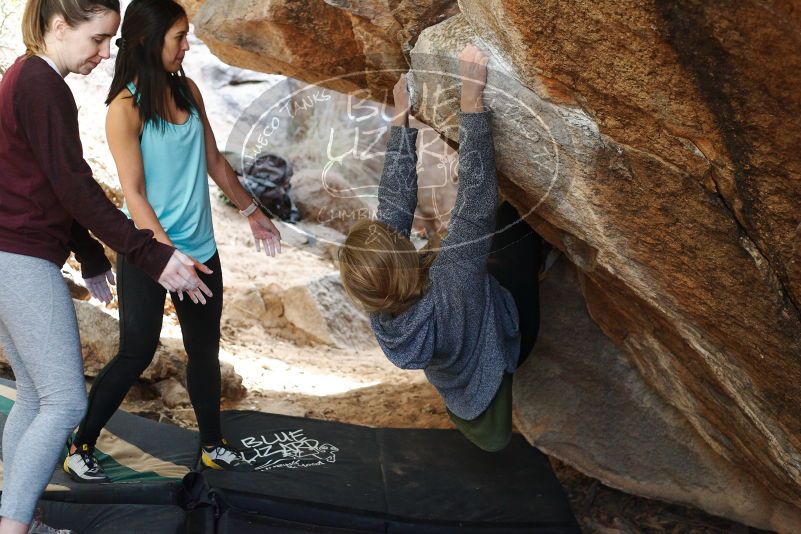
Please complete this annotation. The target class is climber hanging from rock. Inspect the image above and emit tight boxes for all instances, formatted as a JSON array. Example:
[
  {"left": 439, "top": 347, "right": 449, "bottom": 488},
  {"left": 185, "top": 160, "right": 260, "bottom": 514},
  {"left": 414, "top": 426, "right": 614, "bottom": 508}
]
[{"left": 339, "top": 43, "right": 542, "bottom": 452}]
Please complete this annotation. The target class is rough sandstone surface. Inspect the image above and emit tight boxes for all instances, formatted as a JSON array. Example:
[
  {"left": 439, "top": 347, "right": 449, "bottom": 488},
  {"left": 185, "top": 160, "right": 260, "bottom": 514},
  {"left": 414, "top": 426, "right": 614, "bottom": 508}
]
[
  {"left": 521, "top": 258, "right": 801, "bottom": 529},
  {"left": 184, "top": 0, "right": 458, "bottom": 99},
  {"left": 181, "top": 1, "right": 801, "bottom": 530}
]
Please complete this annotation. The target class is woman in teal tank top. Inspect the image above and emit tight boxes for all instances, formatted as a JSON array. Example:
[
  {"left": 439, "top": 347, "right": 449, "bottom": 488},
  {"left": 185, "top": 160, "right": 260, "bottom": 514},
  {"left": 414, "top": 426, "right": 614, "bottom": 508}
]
[
  {"left": 64, "top": 0, "right": 282, "bottom": 482},
  {"left": 122, "top": 77, "right": 218, "bottom": 264}
]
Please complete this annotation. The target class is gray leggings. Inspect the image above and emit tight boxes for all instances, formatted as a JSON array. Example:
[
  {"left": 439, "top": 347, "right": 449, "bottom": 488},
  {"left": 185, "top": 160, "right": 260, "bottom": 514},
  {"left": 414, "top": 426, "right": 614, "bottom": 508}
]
[{"left": 0, "top": 251, "right": 87, "bottom": 524}]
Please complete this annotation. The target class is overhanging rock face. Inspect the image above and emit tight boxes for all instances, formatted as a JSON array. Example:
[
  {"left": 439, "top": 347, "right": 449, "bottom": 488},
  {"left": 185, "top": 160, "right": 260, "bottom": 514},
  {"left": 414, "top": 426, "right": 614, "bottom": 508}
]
[
  {"left": 183, "top": 0, "right": 458, "bottom": 97},
  {"left": 519, "top": 258, "right": 801, "bottom": 530},
  {"left": 179, "top": 0, "right": 801, "bottom": 530}
]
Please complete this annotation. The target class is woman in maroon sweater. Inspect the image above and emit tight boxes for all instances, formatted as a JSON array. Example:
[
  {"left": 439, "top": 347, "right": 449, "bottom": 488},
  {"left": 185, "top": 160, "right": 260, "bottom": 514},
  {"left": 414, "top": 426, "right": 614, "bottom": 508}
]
[{"left": 0, "top": 1, "right": 211, "bottom": 532}]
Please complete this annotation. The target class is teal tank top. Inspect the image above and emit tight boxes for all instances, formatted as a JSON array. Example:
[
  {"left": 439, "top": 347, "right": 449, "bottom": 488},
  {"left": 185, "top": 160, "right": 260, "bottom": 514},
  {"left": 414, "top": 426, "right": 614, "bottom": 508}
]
[{"left": 121, "top": 82, "right": 216, "bottom": 263}]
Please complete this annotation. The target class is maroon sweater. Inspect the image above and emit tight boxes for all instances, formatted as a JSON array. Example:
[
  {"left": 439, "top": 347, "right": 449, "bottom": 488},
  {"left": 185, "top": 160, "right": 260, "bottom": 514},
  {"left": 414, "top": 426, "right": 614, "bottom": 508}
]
[{"left": 0, "top": 55, "right": 173, "bottom": 280}]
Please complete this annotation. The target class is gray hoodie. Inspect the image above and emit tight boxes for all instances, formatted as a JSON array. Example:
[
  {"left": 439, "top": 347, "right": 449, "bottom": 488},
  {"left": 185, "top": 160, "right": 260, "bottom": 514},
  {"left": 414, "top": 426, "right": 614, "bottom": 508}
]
[{"left": 370, "top": 111, "right": 521, "bottom": 420}]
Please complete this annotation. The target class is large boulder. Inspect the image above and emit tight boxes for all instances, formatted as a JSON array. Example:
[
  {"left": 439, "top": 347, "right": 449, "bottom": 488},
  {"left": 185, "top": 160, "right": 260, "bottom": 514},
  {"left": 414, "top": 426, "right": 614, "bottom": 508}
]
[
  {"left": 462, "top": 0, "right": 801, "bottom": 516},
  {"left": 517, "top": 258, "right": 801, "bottom": 531},
  {"left": 282, "top": 273, "right": 376, "bottom": 349},
  {"left": 175, "top": 0, "right": 801, "bottom": 529},
  {"left": 220, "top": 257, "right": 376, "bottom": 350},
  {"left": 410, "top": 9, "right": 801, "bottom": 531},
  {"left": 179, "top": 0, "right": 458, "bottom": 100}
]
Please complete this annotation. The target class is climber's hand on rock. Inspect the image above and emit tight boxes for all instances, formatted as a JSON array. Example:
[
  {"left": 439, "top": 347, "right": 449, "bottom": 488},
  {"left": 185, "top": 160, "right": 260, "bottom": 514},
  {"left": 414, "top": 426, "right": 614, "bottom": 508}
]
[
  {"left": 459, "top": 43, "right": 489, "bottom": 113},
  {"left": 392, "top": 73, "right": 411, "bottom": 127}
]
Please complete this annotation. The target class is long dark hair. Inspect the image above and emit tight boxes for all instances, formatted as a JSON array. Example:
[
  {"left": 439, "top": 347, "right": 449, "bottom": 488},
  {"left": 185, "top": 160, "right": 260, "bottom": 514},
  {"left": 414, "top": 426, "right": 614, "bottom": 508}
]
[{"left": 106, "top": 0, "right": 198, "bottom": 128}]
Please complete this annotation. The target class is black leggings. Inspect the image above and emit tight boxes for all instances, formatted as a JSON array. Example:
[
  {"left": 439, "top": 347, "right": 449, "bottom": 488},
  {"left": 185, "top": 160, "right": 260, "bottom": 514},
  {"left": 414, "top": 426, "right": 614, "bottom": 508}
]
[
  {"left": 75, "top": 252, "right": 224, "bottom": 448},
  {"left": 487, "top": 202, "right": 542, "bottom": 366}
]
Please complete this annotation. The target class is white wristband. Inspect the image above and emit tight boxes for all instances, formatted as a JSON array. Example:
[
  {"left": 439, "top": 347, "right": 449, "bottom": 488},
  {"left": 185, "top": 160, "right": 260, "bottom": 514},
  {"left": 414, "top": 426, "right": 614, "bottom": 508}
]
[{"left": 239, "top": 200, "right": 259, "bottom": 217}]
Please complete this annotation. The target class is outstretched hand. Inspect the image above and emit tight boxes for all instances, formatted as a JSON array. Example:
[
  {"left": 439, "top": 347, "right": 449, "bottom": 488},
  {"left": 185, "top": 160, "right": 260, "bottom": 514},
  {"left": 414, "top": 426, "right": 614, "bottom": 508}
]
[
  {"left": 84, "top": 269, "right": 115, "bottom": 304},
  {"left": 458, "top": 43, "right": 490, "bottom": 112},
  {"left": 159, "top": 250, "right": 214, "bottom": 305},
  {"left": 248, "top": 209, "right": 282, "bottom": 257}
]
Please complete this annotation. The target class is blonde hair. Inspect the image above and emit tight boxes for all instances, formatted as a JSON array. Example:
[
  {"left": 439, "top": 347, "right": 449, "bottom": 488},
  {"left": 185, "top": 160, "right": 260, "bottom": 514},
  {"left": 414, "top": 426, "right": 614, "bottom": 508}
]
[
  {"left": 22, "top": 0, "right": 120, "bottom": 56},
  {"left": 339, "top": 219, "right": 439, "bottom": 316}
]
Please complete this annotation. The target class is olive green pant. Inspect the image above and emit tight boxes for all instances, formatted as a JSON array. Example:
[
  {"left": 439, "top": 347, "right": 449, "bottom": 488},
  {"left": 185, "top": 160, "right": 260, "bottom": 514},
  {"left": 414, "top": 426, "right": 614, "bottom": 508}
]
[{"left": 447, "top": 373, "right": 513, "bottom": 452}]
